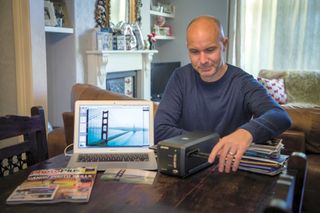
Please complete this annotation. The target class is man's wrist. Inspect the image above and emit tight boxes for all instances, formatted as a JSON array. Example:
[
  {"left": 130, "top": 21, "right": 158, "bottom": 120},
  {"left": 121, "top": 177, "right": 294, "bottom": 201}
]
[{"left": 237, "top": 128, "right": 253, "bottom": 144}]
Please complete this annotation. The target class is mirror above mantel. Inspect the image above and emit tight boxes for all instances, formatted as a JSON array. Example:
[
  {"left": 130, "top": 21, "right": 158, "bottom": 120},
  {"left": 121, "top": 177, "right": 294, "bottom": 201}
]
[{"left": 95, "top": 0, "right": 142, "bottom": 28}]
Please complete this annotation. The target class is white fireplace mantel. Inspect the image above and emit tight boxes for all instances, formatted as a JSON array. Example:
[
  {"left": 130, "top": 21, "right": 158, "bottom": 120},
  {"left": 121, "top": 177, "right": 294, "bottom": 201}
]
[{"left": 86, "top": 50, "right": 158, "bottom": 100}]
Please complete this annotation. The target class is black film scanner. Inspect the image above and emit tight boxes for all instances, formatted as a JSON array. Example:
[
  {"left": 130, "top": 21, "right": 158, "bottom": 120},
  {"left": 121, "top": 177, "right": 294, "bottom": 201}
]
[{"left": 157, "top": 131, "right": 219, "bottom": 178}]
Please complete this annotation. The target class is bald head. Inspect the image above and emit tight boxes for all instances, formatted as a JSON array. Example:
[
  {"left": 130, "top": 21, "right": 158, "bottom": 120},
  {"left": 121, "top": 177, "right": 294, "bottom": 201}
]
[
  {"left": 187, "top": 16, "right": 225, "bottom": 41},
  {"left": 186, "top": 15, "right": 228, "bottom": 82}
]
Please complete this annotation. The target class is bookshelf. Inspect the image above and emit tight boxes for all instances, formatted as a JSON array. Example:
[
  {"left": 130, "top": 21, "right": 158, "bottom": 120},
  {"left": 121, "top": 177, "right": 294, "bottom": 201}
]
[
  {"left": 150, "top": 1, "right": 175, "bottom": 40},
  {"left": 44, "top": 26, "right": 73, "bottom": 34}
]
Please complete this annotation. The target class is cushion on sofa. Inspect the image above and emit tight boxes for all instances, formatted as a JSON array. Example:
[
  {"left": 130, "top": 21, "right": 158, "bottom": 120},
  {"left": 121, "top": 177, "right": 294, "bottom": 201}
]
[
  {"left": 257, "top": 77, "right": 288, "bottom": 104},
  {"left": 259, "top": 70, "right": 320, "bottom": 105},
  {"left": 285, "top": 71, "right": 320, "bottom": 105}
]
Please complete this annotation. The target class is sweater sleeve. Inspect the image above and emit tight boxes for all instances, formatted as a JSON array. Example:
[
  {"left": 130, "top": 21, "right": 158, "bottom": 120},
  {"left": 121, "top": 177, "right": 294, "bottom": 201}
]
[
  {"left": 154, "top": 71, "right": 186, "bottom": 143},
  {"left": 239, "top": 77, "right": 292, "bottom": 144}
]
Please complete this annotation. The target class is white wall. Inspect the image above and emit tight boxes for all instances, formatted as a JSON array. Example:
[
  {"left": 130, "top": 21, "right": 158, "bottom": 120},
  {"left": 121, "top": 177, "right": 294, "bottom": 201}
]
[
  {"left": 74, "top": 1, "right": 97, "bottom": 83},
  {"left": 152, "top": 0, "right": 229, "bottom": 65},
  {"left": 46, "top": 0, "right": 229, "bottom": 127},
  {"left": 46, "top": 0, "right": 96, "bottom": 127},
  {"left": 140, "top": 0, "right": 151, "bottom": 39}
]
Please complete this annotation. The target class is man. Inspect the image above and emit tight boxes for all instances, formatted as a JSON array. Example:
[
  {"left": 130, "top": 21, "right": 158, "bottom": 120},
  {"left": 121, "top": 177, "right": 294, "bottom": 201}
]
[{"left": 154, "top": 16, "right": 291, "bottom": 173}]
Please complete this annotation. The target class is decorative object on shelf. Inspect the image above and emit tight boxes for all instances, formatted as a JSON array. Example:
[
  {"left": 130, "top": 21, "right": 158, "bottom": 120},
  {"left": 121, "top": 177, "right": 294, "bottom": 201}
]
[
  {"left": 124, "top": 23, "right": 137, "bottom": 50},
  {"left": 95, "top": 0, "right": 110, "bottom": 28},
  {"left": 132, "top": 23, "right": 144, "bottom": 50},
  {"left": 153, "top": 25, "right": 171, "bottom": 37},
  {"left": 92, "top": 0, "right": 144, "bottom": 51},
  {"left": 116, "top": 35, "right": 126, "bottom": 50},
  {"left": 150, "top": 1, "right": 175, "bottom": 40},
  {"left": 144, "top": 40, "right": 150, "bottom": 50},
  {"left": 91, "top": 27, "right": 113, "bottom": 50},
  {"left": 151, "top": 4, "right": 161, "bottom": 12},
  {"left": 112, "top": 22, "right": 136, "bottom": 50},
  {"left": 155, "top": 16, "right": 166, "bottom": 26},
  {"left": 52, "top": 0, "right": 70, "bottom": 27},
  {"left": 153, "top": 14, "right": 172, "bottom": 37},
  {"left": 44, "top": 1, "right": 57, "bottom": 26},
  {"left": 162, "top": 3, "right": 175, "bottom": 15},
  {"left": 147, "top": 32, "right": 156, "bottom": 50},
  {"left": 150, "top": 1, "right": 175, "bottom": 15}
]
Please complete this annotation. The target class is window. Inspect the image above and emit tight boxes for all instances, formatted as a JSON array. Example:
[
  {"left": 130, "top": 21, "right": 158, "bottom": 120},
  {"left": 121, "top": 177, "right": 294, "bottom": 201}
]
[{"left": 228, "top": 0, "right": 320, "bottom": 76}]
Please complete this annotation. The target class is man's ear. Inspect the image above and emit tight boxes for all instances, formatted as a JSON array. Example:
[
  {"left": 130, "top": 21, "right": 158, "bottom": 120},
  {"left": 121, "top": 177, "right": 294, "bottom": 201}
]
[{"left": 222, "top": 37, "right": 229, "bottom": 51}]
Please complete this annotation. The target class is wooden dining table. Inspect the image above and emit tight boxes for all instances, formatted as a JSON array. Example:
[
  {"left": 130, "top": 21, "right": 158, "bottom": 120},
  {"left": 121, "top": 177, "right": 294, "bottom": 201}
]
[{"left": 0, "top": 154, "right": 278, "bottom": 213}]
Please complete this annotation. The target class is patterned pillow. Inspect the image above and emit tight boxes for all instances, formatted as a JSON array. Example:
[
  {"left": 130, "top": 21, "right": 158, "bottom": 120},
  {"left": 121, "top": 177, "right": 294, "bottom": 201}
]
[{"left": 257, "top": 77, "right": 288, "bottom": 104}]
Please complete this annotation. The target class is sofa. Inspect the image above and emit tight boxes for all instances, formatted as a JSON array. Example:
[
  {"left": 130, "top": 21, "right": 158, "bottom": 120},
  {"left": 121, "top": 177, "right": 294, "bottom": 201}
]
[
  {"left": 258, "top": 69, "right": 320, "bottom": 212},
  {"left": 48, "top": 80, "right": 319, "bottom": 212}
]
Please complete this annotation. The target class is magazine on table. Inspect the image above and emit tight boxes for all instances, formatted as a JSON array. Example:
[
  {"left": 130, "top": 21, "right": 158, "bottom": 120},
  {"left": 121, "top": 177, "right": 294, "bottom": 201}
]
[{"left": 6, "top": 167, "right": 97, "bottom": 204}]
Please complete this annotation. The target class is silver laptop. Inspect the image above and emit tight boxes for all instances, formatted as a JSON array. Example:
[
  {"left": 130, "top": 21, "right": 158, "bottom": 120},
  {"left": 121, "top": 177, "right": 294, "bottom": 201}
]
[{"left": 67, "top": 100, "right": 157, "bottom": 171}]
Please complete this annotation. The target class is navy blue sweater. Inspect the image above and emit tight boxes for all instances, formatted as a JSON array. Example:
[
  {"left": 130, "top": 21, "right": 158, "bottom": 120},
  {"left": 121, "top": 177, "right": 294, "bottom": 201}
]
[{"left": 154, "top": 64, "right": 291, "bottom": 144}]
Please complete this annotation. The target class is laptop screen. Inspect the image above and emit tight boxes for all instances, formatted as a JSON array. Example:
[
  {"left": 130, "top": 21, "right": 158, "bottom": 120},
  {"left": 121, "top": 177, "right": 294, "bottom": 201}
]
[{"left": 74, "top": 100, "right": 153, "bottom": 151}]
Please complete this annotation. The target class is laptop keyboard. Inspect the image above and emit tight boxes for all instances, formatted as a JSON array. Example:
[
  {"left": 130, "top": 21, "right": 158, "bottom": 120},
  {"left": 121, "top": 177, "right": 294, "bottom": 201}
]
[{"left": 78, "top": 153, "right": 149, "bottom": 162}]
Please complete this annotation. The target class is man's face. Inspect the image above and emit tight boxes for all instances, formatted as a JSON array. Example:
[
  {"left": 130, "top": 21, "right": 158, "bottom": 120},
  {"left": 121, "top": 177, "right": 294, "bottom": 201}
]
[{"left": 187, "top": 22, "right": 228, "bottom": 82}]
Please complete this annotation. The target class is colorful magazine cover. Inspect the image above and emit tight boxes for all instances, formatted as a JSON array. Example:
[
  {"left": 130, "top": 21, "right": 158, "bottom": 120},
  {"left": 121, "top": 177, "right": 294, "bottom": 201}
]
[{"left": 6, "top": 167, "right": 97, "bottom": 204}]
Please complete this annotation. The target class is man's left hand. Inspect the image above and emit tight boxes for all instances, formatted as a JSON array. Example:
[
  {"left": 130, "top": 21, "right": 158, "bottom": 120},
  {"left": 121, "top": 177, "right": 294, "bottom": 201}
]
[{"left": 208, "top": 129, "right": 253, "bottom": 173}]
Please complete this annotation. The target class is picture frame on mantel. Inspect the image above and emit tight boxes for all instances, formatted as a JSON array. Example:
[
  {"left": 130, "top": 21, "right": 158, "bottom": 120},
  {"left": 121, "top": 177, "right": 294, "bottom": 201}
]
[{"left": 44, "top": 1, "right": 57, "bottom": 26}]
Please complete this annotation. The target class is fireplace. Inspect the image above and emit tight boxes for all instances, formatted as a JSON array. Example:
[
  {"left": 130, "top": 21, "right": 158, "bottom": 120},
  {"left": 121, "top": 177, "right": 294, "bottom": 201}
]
[
  {"left": 86, "top": 50, "right": 158, "bottom": 100},
  {"left": 106, "top": 71, "right": 137, "bottom": 97}
]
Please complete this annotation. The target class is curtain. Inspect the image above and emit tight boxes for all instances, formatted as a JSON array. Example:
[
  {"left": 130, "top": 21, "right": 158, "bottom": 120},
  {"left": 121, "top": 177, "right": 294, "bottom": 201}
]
[{"left": 227, "top": 0, "right": 320, "bottom": 77}]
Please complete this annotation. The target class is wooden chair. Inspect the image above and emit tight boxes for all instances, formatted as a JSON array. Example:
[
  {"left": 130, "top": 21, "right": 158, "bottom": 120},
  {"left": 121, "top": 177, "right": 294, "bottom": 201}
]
[
  {"left": 0, "top": 106, "right": 48, "bottom": 177},
  {"left": 264, "top": 152, "right": 307, "bottom": 213}
]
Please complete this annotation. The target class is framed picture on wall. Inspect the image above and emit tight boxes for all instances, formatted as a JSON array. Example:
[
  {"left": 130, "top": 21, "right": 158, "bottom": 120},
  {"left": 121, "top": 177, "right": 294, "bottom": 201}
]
[{"left": 44, "top": 1, "right": 57, "bottom": 26}]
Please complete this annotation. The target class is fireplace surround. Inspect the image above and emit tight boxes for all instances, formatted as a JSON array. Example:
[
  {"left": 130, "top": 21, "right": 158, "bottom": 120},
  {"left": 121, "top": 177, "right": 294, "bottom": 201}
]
[
  {"left": 106, "top": 71, "right": 137, "bottom": 97},
  {"left": 86, "top": 50, "right": 157, "bottom": 100}
]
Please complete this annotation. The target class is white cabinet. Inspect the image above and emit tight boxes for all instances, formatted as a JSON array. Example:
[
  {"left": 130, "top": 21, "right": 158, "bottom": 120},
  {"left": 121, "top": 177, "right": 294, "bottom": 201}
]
[{"left": 150, "top": 1, "right": 175, "bottom": 40}]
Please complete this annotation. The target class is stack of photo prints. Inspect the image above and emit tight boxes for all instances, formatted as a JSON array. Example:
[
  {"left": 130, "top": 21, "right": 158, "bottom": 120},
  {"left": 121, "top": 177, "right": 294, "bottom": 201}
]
[{"left": 239, "top": 138, "right": 288, "bottom": 176}]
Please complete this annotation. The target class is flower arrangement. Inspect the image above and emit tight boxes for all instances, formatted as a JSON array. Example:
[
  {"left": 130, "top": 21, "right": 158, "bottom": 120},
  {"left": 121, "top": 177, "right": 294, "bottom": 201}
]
[{"left": 147, "top": 32, "right": 156, "bottom": 50}]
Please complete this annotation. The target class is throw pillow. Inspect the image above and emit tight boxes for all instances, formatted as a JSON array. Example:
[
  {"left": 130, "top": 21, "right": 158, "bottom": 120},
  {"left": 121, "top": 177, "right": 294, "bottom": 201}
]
[{"left": 257, "top": 77, "right": 288, "bottom": 104}]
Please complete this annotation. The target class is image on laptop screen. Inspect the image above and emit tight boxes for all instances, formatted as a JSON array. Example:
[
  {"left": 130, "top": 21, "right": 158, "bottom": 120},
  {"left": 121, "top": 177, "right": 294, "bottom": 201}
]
[{"left": 77, "top": 104, "right": 151, "bottom": 148}]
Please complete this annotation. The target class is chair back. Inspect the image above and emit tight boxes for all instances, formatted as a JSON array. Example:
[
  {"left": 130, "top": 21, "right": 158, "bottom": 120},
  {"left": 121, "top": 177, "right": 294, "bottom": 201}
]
[
  {"left": 0, "top": 106, "right": 48, "bottom": 177},
  {"left": 264, "top": 152, "right": 307, "bottom": 213},
  {"left": 287, "top": 152, "right": 307, "bottom": 213}
]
